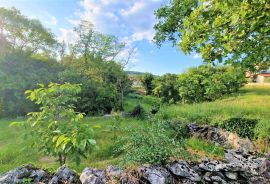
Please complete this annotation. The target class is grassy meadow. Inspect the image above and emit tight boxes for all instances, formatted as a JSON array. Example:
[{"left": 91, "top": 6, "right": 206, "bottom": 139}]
[{"left": 0, "top": 85, "right": 269, "bottom": 173}]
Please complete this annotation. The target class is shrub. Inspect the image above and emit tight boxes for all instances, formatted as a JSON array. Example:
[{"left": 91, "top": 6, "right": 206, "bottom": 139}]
[
  {"left": 0, "top": 54, "right": 63, "bottom": 117},
  {"left": 141, "top": 73, "right": 155, "bottom": 95},
  {"left": 153, "top": 74, "right": 180, "bottom": 103},
  {"left": 177, "top": 65, "right": 246, "bottom": 103},
  {"left": 13, "top": 83, "right": 97, "bottom": 166},
  {"left": 150, "top": 105, "right": 160, "bottom": 114},
  {"left": 162, "top": 119, "right": 189, "bottom": 140},
  {"left": 130, "top": 104, "right": 146, "bottom": 119},
  {"left": 219, "top": 117, "right": 258, "bottom": 139},
  {"left": 115, "top": 122, "right": 178, "bottom": 165},
  {"left": 142, "top": 95, "right": 160, "bottom": 106}
]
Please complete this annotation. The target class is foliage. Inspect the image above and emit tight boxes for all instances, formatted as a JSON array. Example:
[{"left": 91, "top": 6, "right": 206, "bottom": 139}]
[
  {"left": 0, "top": 7, "right": 58, "bottom": 56},
  {"left": 0, "top": 54, "right": 63, "bottom": 117},
  {"left": 219, "top": 117, "right": 258, "bottom": 139},
  {"left": 59, "top": 58, "right": 130, "bottom": 115},
  {"left": 162, "top": 119, "right": 189, "bottom": 140},
  {"left": 150, "top": 105, "right": 160, "bottom": 115},
  {"left": 157, "top": 85, "right": 270, "bottom": 149},
  {"left": 22, "top": 83, "right": 96, "bottom": 166},
  {"left": 153, "top": 73, "right": 180, "bottom": 103},
  {"left": 115, "top": 122, "right": 178, "bottom": 165},
  {"left": 129, "top": 104, "right": 146, "bottom": 119},
  {"left": 141, "top": 73, "right": 155, "bottom": 95},
  {"left": 154, "top": 0, "right": 270, "bottom": 71},
  {"left": 177, "top": 65, "right": 246, "bottom": 103},
  {"left": 59, "top": 21, "right": 131, "bottom": 115},
  {"left": 73, "top": 20, "right": 125, "bottom": 62}
]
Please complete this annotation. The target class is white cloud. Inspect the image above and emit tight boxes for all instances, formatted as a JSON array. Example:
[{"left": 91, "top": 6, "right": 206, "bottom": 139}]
[
  {"left": 131, "top": 30, "right": 154, "bottom": 42},
  {"left": 193, "top": 53, "right": 202, "bottom": 59},
  {"left": 49, "top": 16, "right": 58, "bottom": 26},
  {"left": 59, "top": 0, "right": 166, "bottom": 64},
  {"left": 76, "top": 0, "right": 163, "bottom": 42},
  {"left": 42, "top": 11, "right": 58, "bottom": 26},
  {"left": 58, "top": 28, "right": 78, "bottom": 44},
  {"left": 120, "top": 2, "right": 145, "bottom": 17}
]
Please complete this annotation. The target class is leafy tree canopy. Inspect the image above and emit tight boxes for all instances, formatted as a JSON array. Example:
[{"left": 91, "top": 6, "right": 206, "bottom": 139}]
[
  {"left": 0, "top": 7, "right": 58, "bottom": 56},
  {"left": 154, "top": 0, "right": 270, "bottom": 71},
  {"left": 72, "top": 20, "right": 125, "bottom": 62}
]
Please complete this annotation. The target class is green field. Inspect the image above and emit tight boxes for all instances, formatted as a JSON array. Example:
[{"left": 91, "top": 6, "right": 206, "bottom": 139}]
[{"left": 0, "top": 85, "right": 269, "bottom": 173}]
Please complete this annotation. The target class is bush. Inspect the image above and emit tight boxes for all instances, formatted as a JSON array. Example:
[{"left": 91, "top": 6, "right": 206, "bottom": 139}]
[
  {"left": 153, "top": 74, "right": 180, "bottom": 103},
  {"left": 115, "top": 122, "right": 178, "bottom": 165},
  {"left": 150, "top": 105, "right": 160, "bottom": 114},
  {"left": 219, "top": 117, "right": 258, "bottom": 139},
  {"left": 162, "top": 119, "right": 189, "bottom": 140},
  {"left": 14, "top": 83, "right": 97, "bottom": 166},
  {"left": 141, "top": 73, "right": 155, "bottom": 95},
  {"left": 129, "top": 104, "right": 146, "bottom": 119},
  {"left": 177, "top": 65, "right": 246, "bottom": 103},
  {"left": 0, "top": 54, "right": 63, "bottom": 116}
]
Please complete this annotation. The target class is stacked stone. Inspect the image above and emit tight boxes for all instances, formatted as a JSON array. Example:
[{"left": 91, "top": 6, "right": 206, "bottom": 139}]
[{"left": 0, "top": 149, "right": 269, "bottom": 184}]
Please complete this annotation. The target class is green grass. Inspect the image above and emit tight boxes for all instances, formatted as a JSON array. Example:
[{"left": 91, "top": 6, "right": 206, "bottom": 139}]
[
  {"left": 0, "top": 118, "right": 58, "bottom": 173},
  {"left": 157, "top": 85, "right": 270, "bottom": 142},
  {"left": 185, "top": 137, "right": 225, "bottom": 160},
  {"left": 0, "top": 85, "right": 269, "bottom": 173}
]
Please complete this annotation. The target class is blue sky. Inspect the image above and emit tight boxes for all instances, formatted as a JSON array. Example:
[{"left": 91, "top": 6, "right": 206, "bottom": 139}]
[{"left": 0, "top": 0, "right": 203, "bottom": 75}]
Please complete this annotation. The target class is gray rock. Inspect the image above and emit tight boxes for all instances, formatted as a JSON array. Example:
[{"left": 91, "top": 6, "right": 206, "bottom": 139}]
[
  {"left": 49, "top": 166, "right": 78, "bottom": 184},
  {"left": 199, "top": 159, "right": 228, "bottom": 172},
  {"left": 106, "top": 165, "right": 121, "bottom": 176},
  {"left": 139, "top": 166, "right": 172, "bottom": 184},
  {"left": 0, "top": 165, "right": 51, "bottom": 184},
  {"left": 80, "top": 168, "right": 105, "bottom": 184},
  {"left": 167, "top": 161, "right": 201, "bottom": 182},
  {"left": 225, "top": 150, "right": 267, "bottom": 177},
  {"left": 224, "top": 171, "right": 238, "bottom": 180},
  {"left": 187, "top": 124, "right": 255, "bottom": 152},
  {"left": 105, "top": 165, "right": 122, "bottom": 182}
]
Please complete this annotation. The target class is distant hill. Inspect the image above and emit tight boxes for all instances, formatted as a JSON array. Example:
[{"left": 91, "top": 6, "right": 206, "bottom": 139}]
[{"left": 126, "top": 71, "right": 145, "bottom": 76}]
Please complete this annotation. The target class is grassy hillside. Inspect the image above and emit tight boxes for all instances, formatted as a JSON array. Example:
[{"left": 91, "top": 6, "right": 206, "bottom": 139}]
[
  {"left": 157, "top": 85, "right": 270, "bottom": 143},
  {"left": 0, "top": 85, "right": 269, "bottom": 173}
]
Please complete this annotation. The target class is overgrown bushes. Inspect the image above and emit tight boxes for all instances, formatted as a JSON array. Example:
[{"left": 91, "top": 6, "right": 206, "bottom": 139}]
[
  {"left": 0, "top": 55, "right": 63, "bottom": 117},
  {"left": 115, "top": 121, "right": 179, "bottom": 164},
  {"left": 151, "top": 65, "right": 246, "bottom": 104},
  {"left": 129, "top": 104, "right": 146, "bottom": 119},
  {"left": 153, "top": 74, "right": 180, "bottom": 103},
  {"left": 177, "top": 65, "right": 246, "bottom": 103},
  {"left": 219, "top": 117, "right": 258, "bottom": 139}
]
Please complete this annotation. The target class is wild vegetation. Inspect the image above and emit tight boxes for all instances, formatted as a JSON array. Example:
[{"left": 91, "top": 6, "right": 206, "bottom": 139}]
[{"left": 0, "top": 0, "right": 269, "bottom": 178}]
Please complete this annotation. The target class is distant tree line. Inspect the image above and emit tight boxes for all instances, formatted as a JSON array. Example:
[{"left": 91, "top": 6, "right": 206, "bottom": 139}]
[
  {"left": 141, "top": 65, "right": 247, "bottom": 104},
  {"left": 0, "top": 7, "right": 131, "bottom": 117}
]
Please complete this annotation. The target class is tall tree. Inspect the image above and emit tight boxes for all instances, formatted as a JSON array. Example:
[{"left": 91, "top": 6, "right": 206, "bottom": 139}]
[
  {"left": 141, "top": 73, "right": 155, "bottom": 95},
  {"left": 0, "top": 7, "right": 57, "bottom": 56},
  {"left": 73, "top": 20, "right": 125, "bottom": 62},
  {"left": 154, "top": 0, "right": 270, "bottom": 71}
]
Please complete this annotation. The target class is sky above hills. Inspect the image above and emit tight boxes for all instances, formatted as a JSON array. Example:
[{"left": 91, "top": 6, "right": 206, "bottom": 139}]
[{"left": 0, "top": 0, "right": 203, "bottom": 75}]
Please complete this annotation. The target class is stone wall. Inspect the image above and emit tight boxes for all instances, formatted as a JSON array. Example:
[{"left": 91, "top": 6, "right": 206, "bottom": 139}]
[{"left": 0, "top": 149, "right": 269, "bottom": 184}]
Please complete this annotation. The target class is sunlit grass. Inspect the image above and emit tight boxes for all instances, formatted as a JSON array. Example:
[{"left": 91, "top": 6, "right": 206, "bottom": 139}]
[
  {"left": 157, "top": 85, "right": 270, "bottom": 141},
  {"left": 0, "top": 85, "right": 269, "bottom": 173}
]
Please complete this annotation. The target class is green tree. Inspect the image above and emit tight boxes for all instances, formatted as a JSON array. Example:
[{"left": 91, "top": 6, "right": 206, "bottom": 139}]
[
  {"left": 177, "top": 65, "right": 246, "bottom": 103},
  {"left": 0, "top": 54, "right": 63, "bottom": 116},
  {"left": 59, "top": 21, "right": 131, "bottom": 114},
  {"left": 23, "top": 83, "right": 96, "bottom": 166},
  {"left": 0, "top": 7, "right": 57, "bottom": 56},
  {"left": 141, "top": 73, "right": 155, "bottom": 95},
  {"left": 153, "top": 74, "right": 180, "bottom": 103},
  {"left": 73, "top": 20, "right": 125, "bottom": 62},
  {"left": 154, "top": 0, "right": 270, "bottom": 71}
]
